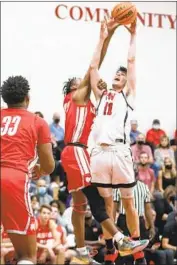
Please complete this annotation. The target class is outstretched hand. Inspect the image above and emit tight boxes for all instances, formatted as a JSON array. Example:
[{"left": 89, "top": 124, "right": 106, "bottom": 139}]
[{"left": 106, "top": 17, "right": 121, "bottom": 33}]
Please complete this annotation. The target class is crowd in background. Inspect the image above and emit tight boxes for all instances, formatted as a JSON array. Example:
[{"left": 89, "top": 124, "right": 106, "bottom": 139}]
[{"left": 1, "top": 111, "right": 177, "bottom": 265}]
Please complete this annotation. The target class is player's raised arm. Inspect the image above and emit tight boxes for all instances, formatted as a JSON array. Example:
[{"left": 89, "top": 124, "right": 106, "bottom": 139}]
[
  {"left": 125, "top": 21, "right": 137, "bottom": 97},
  {"left": 73, "top": 18, "right": 120, "bottom": 103},
  {"left": 90, "top": 19, "right": 120, "bottom": 100}
]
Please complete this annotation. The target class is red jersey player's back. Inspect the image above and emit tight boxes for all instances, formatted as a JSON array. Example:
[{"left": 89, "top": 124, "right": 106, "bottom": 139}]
[
  {"left": 1, "top": 108, "right": 51, "bottom": 173},
  {"left": 63, "top": 93, "right": 95, "bottom": 145}
]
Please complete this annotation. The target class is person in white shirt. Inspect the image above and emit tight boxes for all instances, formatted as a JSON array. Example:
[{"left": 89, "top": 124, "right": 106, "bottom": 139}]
[{"left": 89, "top": 19, "right": 145, "bottom": 264}]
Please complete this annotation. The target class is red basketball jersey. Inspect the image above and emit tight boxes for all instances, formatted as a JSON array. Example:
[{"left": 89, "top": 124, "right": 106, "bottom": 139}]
[
  {"left": 1, "top": 108, "right": 51, "bottom": 173},
  {"left": 63, "top": 93, "right": 95, "bottom": 145},
  {"left": 36, "top": 218, "right": 53, "bottom": 245}
]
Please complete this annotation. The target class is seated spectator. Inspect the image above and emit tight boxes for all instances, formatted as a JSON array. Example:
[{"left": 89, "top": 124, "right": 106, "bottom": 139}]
[
  {"left": 51, "top": 206, "right": 76, "bottom": 263},
  {"left": 146, "top": 119, "right": 166, "bottom": 150},
  {"left": 36, "top": 205, "right": 62, "bottom": 264},
  {"left": 34, "top": 111, "right": 44, "bottom": 118},
  {"left": 131, "top": 134, "right": 154, "bottom": 164},
  {"left": 157, "top": 157, "right": 177, "bottom": 193},
  {"left": 162, "top": 212, "right": 177, "bottom": 263},
  {"left": 137, "top": 152, "right": 156, "bottom": 193},
  {"left": 153, "top": 185, "right": 176, "bottom": 235},
  {"left": 154, "top": 135, "right": 175, "bottom": 168},
  {"left": 48, "top": 174, "right": 60, "bottom": 200},
  {"left": 84, "top": 208, "right": 105, "bottom": 264},
  {"left": 145, "top": 209, "right": 175, "bottom": 265},
  {"left": 36, "top": 179, "right": 53, "bottom": 205},
  {"left": 131, "top": 134, "right": 160, "bottom": 178},
  {"left": 49, "top": 200, "right": 68, "bottom": 229},
  {"left": 50, "top": 112, "right": 64, "bottom": 142},
  {"left": 130, "top": 120, "right": 141, "bottom": 145},
  {"left": 31, "top": 195, "right": 40, "bottom": 217},
  {"left": 1, "top": 226, "right": 15, "bottom": 265}
]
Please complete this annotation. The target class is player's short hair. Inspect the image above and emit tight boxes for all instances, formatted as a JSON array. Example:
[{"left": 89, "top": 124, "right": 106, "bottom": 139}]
[
  {"left": 63, "top": 77, "right": 77, "bottom": 96},
  {"left": 117, "top": 66, "right": 127, "bottom": 74},
  {"left": 1, "top": 76, "right": 30, "bottom": 105},
  {"left": 40, "top": 204, "right": 52, "bottom": 213}
]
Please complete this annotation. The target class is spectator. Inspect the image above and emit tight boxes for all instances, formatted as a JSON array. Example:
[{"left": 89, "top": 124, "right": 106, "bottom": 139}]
[
  {"left": 36, "top": 205, "right": 61, "bottom": 264},
  {"left": 130, "top": 120, "right": 141, "bottom": 145},
  {"left": 170, "top": 129, "right": 177, "bottom": 151},
  {"left": 31, "top": 195, "right": 40, "bottom": 217},
  {"left": 146, "top": 119, "right": 166, "bottom": 149},
  {"left": 154, "top": 135, "right": 175, "bottom": 168},
  {"left": 36, "top": 179, "right": 53, "bottom": 205},
  {"left": 131, "top": 134, "right": 160, "bottom": 178},
  {"left": 34, "top": 111, "right": 44, "bottom": 118},
  {"left": 153, "top": 185, "right": 176, "bottom": 235},
  {"left": 157, "top": 157, "right": 177, "bottom": 193},
  {"left": 131, "top": 134, "right": 154, "bottom": 164},
  {"left": 49, "top": 201, "right": 68, "bottom": 229},
  {"left": 145, "top": 209, "right": 174, "bottom": 265},
  {"left": 50, "top": 112, "right": 64, "bottom": 142},
  {"left": 162, "top": 212, "right": 177, "bottom": 263},
  {"left": 84, "top": 208, "right": 105, "bottom": 263},
  {"left": 137, "top": 152, "right": 156, "bottom": 193}
]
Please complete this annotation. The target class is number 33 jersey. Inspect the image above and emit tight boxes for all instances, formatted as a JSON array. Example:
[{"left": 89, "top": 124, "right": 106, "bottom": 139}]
[
  {"left": 0, "top": 108, "right": 51, "bottom": 173},
  {"left": 92, "top": 89, "right": 135, "bottom": 145}
]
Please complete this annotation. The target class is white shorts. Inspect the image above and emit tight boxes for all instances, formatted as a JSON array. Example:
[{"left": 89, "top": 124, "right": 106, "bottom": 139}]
[{"left": 90, "top": 144, "right": 136, "bottom": 189}]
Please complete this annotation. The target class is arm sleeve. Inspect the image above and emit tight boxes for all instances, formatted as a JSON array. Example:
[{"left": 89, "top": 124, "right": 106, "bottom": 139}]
[{"left": 36, "top": 118, "right": 51, "bottom": 145}]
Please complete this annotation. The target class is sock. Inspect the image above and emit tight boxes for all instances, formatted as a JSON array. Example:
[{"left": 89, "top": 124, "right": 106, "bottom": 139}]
[
  {"left": 114, "top": 231, "right": 124, "bottom": 245},
  {"left": 76, "top": 246, "right": 88, "bottom": 256},
  {"left": 17, "top": 260, "right": 34, "bottom": 264},
  {"left": 105, "top": 239, "right": 114, "bottom": 252},
  {"left": 133, "top": 251, "right": 144, "bottom": 261}
]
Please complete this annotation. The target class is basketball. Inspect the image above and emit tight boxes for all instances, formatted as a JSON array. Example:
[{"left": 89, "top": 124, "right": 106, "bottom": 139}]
[{"left": 111, "top": 2, "right": 137, "bottom": 25}]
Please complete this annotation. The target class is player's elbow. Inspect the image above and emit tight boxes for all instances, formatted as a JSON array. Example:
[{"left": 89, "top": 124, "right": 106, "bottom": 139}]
[{"left": 41, "top": 158, "right": 55, "bottom": 175}]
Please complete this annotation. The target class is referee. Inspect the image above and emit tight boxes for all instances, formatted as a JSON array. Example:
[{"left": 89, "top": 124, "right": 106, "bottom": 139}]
[{"left": 113, "top": 180, "right": 155, "bottom": 265}]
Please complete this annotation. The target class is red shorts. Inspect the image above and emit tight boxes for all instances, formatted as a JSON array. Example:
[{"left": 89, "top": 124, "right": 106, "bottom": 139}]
[
  {"left": 1, "top": 167, "right": 36, "bottom": 235},
  {"left": 61, "top": 146, "right": 91, "bottom": 192}
]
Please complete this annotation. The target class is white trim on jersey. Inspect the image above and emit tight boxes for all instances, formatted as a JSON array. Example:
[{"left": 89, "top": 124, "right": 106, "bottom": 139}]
[{"left": 72, "top": 107, "right": 87, "bottom": 142}]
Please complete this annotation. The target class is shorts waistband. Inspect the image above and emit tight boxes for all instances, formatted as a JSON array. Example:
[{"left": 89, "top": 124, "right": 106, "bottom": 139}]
[
  {"left": 99, "top": 139, "right": 126, "bottom": 147},
  {"left": 66, "top": 142, "right": 88, "bottom": 149}
]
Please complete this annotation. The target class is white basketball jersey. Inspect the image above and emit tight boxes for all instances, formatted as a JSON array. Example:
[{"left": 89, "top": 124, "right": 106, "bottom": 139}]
[{"left": 92, "top": 89, "right": 134, "bottom": 145}]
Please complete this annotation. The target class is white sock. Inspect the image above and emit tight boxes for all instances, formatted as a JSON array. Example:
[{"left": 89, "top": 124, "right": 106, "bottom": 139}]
[
  {"left": 114, "top": 231, "right": 125, "bottom": 245},
  {"left": 17, "top": 260, "right": 34, "bottom": 264},
  {"left": 76, "top": 246, "right": 88, "bottom": 255}
]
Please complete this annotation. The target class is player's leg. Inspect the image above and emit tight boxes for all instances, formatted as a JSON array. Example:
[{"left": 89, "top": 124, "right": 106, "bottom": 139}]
[
  {"left": 71, "top": 190, "right": 87, "bottom": 249},
  {"left": 1, "top": 168, "right": 37, "bottom": 264},
  {"left": 7, "top": 234, "right": 36, "bottom": 264}
]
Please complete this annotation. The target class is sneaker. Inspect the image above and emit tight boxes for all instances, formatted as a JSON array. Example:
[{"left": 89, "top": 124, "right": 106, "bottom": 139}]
[
  {"left": 118, "top": 238, "right": 149, "bottom": 257},
  {"left": 103, "top": 248, "right": 118, "bottom": 265},
  {"left": 70, "top": 251, "right": 101, "bottom": 265}
]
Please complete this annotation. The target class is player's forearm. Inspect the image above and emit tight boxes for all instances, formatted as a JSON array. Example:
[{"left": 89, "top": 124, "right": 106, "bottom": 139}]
[
  {"left": 99, "top": 31, "right": 114, "bottom": 69},
  {"left": 128, "top": 33, "right": 136, "bottom": 62},
  {"left": 90, "top": 38, "right": 105, "bottom": 70}
]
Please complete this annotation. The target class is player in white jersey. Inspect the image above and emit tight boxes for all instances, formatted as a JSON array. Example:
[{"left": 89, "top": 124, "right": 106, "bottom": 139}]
[{"left": 89, "top": 20, "right": 146, "bottom": 264}]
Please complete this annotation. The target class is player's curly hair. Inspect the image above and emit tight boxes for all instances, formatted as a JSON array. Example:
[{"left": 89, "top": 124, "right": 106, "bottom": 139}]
[
  {"left": 1, "top": 76, "right": 30, "bottom": 105},
  {"left": 63, "top": 77, "right": 77, "bottom": 96}
]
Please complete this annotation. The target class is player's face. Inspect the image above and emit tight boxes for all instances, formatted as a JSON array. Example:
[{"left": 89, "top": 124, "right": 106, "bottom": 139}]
[
  {"left": 40, "top": 208, "right": 51, "bottom": 222},
  {"left": 112, "top": 71, "right": 127, "bottom": 89}
]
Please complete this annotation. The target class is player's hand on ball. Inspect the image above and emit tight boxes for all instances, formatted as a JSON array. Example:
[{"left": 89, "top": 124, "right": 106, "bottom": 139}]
[
  {"left": 100, "top": 20, "right": 108, "bottom": 40},
  {"left": 106, "top": 17, "right": 121, "bottom": 33}
]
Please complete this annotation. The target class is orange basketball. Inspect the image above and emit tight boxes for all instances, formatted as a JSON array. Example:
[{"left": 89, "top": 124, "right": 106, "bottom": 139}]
[{"left": 111, "top": 2, "right": 137, "bottom": 25}]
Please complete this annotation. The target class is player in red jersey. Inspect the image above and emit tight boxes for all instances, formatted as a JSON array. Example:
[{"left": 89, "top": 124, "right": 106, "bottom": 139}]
[
  {"left": 61, "top": 19, "right": 149, "bottom": 265},
  {"left": 1, "top": 76, "right": 55, "bottom": 264}
]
